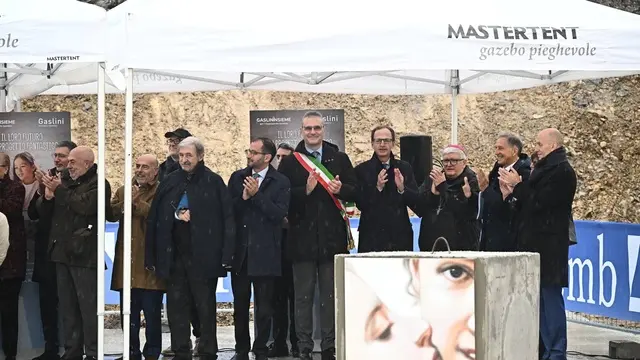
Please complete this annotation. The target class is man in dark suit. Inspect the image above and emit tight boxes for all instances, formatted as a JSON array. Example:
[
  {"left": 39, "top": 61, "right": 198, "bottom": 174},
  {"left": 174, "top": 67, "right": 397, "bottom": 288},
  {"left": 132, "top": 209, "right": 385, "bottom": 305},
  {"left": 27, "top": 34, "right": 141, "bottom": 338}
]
[
  {"left": 278, "top": 111, "right": 358, "bottom": 360},
  {"left": 29, "top": 140, "right": 77, "bottom": 360},
  {"left": 477, "top": 132, "right": 531, "bottom": 251},
  {"left": 268, "top": 143, "right": 299, "bottom": 358},
  {"left": 355, "top": 125, "right": 418, "bottom": 252},
  {"left": 146, "top": 136, "right": 235, "bottom": 360},
  {"left": 228, "top": 137, "right": 290, "bottom": 360},
  {"left": 499, "top": 128, "right": 576, "bottom": 360},
  {"left": 157, "top": 128, "right": 203, "bottom": 358}
]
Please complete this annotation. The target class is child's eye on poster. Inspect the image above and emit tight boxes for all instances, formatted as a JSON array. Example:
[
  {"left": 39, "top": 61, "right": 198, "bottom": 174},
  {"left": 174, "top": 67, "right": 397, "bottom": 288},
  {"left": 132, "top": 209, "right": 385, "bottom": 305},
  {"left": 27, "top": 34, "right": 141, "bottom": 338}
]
[{"left": 344, "top": 257, "right": 476, "bottom": 360}]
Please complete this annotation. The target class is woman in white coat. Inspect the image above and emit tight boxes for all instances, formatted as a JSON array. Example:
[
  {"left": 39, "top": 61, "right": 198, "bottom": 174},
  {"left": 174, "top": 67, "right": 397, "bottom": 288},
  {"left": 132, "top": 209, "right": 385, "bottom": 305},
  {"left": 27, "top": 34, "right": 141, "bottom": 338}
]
[{"left": 0, "top": 211, "right": 9, "bottom": 266}]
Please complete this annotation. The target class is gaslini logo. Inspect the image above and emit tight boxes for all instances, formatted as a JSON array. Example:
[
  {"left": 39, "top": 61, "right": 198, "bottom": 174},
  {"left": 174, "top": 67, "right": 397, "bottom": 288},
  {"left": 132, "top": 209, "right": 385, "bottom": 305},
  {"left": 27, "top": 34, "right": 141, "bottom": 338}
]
[
  {"left": 447, "top": 25, "right": 597, "bottom": 61},
  {"left": 0, "top": 33, "right": 19, "bottom": 48}
]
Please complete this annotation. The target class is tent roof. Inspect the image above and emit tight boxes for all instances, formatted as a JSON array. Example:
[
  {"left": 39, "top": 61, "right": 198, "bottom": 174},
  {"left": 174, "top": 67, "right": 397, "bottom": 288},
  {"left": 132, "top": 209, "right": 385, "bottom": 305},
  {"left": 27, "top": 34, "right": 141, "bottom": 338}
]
[
  {"left": 5, "top": 0, "right": 640, "bottom": 106},
  {"left": 0, "top": 0, "right": 106, "bottom": 64},
  {"left": 107, "top": 0, "right": 640, "bottom": 72}
]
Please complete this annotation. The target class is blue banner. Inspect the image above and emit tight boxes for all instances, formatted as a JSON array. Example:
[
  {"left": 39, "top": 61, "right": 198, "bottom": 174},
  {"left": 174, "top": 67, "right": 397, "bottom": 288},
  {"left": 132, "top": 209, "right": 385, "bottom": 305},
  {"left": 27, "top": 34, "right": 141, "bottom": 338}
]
[
  {"left": 104, "top": 218, "right": 640, "bottom": 322},
  {"left": 563, "top": 220, "right": 640, "bottom": 322}
]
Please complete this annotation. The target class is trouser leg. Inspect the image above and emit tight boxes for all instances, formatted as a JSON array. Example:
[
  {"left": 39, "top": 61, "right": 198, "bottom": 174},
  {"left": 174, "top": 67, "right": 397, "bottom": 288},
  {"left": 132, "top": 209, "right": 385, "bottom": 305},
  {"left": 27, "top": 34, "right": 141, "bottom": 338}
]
[
  {"left": 38, "top": 264, "right": 60, "bottom": 354},
  {"left": 0, "top": 278, "right": 23, "bottom": 357},
  {"left": 231, "top": 271, "right": 251, "bottom": 354},
  {"left": 251, "top": 276, "right": 275, "bottom": 355},
  {"left": 70, "top": 267, "right": 98, "bottom": 358},
  {"left": 141, "top": 289, "right": 164, "bottom": 358},
  {"left": 56, "top": 263, "right": 84, "bottom": 359},
  {"left": 292, "top": 262, "right": 317, "bottom": 354},
  {"left": 539, "top": 286, "right": 567, "bottom": 360},
  {"left": 166, "top": 257, "right": 193, "bottom": 360},
  {"left": 317, "top": 261, "right": 335, "bottom": 351}
]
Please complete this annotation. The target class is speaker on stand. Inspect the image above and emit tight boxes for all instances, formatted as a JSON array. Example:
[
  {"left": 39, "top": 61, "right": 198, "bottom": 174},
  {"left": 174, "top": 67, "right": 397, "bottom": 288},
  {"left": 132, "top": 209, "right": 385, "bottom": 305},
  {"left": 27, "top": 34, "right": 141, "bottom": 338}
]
[{"left": 400, "top": 135, "right": 433, "bottom": 186}]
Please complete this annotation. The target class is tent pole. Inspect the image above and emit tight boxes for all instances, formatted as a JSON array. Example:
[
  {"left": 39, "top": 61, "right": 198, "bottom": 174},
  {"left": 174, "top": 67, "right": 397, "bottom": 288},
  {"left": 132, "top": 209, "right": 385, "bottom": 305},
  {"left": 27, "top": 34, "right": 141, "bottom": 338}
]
[
  {"left": 97, "top": 62, "right": 106, "bottom": 360},
  {"left": 123, "top": 68, "right": 134, "bottom": 360},
  {"left": 450, "top": 70, "right": 460, "bottom": 144},
  {"left": 0, "top": 65, "right": 7, "bottom": 112}
]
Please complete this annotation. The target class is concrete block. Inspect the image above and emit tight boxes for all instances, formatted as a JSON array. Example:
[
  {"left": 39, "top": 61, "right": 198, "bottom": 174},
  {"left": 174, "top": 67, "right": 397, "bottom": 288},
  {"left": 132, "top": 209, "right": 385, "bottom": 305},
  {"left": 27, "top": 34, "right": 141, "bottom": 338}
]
[
  {"left": 335, "top": 251, "right": 540, "bottom": 360},
  {"left": 609, "top": 340, "right": 640, "bottom": 359}
]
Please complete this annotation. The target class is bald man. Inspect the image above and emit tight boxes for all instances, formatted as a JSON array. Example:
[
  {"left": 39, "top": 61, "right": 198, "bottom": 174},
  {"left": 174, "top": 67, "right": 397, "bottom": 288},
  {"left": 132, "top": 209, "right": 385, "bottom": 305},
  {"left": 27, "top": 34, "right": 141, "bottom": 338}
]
[
  {"left": 498, "top": 128, "right": 576, "bottom": 360},
  {"left": 111, "top": 154, "right": 164, "bottom": 360},
  {"left": 38, "top": 145, "right": 112, "bottom": 360}
]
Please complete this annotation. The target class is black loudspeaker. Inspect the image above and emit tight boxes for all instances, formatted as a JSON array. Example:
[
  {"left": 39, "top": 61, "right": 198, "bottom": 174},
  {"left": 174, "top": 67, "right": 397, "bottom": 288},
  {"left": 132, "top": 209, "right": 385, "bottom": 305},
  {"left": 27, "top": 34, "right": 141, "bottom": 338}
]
[{"left": 400, "top": 135, "right": 433, "bottom": 186}]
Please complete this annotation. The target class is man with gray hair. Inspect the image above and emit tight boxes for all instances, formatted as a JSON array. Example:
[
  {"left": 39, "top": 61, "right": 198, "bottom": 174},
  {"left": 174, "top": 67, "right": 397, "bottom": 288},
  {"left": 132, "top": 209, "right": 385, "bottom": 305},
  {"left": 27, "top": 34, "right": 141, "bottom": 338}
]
[
  {"left": 146, "top": 136, "right": 235, "bottom": 360},
  {"left": 476, "top": 132, "right": 531, "bottom": 251}
]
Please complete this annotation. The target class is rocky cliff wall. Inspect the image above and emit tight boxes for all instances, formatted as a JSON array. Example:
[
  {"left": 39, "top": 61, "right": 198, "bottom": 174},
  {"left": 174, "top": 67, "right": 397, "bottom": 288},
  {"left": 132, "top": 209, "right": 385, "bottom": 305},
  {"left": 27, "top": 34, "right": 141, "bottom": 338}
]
[{"left": 22, "top": 75, "right": 640, "bottom": 223}]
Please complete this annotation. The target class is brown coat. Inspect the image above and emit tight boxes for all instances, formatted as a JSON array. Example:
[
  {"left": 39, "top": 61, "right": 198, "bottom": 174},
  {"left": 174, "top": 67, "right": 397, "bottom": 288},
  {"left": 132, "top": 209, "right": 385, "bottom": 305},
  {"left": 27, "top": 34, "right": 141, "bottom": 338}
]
[{"left": 110, "top": 181, "right": 165, "bottom": 291}]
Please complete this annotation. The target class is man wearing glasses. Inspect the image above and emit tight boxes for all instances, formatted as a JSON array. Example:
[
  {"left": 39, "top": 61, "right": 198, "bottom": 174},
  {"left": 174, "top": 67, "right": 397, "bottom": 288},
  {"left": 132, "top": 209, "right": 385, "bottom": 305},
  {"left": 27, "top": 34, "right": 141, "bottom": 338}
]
[
  {"left": 227, "top": 138, "right": 290, "bottom": 360},
  {"left": 401, "top": 144, "right": 481, "bottom": 252},
  {"left": 354, "top": 125, "right": 418, "bottom": 253},
  {"left": 159, "top": 128, "right": 192, "bottom": 182},
  {"left": 278, "top": 111, "right": 358, "bottom": 360},
  {"left": 268, "top": 142, "right": 299, "bottom": 358},
  {"left": 30, "top": 140, "right": 77, "bottom": 360}
]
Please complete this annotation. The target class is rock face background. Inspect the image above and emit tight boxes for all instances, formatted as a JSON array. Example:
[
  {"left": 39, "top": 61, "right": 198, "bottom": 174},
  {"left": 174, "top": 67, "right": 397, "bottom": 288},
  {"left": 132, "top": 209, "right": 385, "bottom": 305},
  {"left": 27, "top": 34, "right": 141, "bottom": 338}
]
[{"left": 22, "top": 76, "right": 640, "bottom": 223}]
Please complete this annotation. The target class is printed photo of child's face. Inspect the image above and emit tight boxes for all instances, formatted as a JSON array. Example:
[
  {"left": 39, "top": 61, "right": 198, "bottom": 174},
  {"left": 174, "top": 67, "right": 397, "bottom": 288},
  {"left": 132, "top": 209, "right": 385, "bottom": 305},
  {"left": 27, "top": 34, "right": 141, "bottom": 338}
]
[{"left": 344, "top": 257, "right": 476, "bottom": 360}]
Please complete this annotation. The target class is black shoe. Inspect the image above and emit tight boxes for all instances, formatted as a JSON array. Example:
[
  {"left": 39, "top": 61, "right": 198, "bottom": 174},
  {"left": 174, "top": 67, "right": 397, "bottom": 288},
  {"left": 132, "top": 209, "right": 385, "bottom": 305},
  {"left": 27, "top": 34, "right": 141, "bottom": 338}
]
[
  {"left": 291, "top": 346, "right": 300, "bottom": 358},
  {"left": 321, "top": 347, "right": 336, "bottom": 360},
  {"left": 255, "top": 355, "right": 268, "bottom": 360},
  {"left": 33, "top": 352, "right": 60, "bottom": 360},
  {"left": 6, "top": 357, "right": 16, "bottom": 360},
  {"left": 85, "top": 357, "right": 97, "bottom": 360},
  {"left": 230, "top": 353, "right": 249, "bottom": 360},
  {"left": 299, "top": 350, "right": 312, "bottom": 360},
  {"left": 267, "top": 343, "right": 290, "bottom": 357}
]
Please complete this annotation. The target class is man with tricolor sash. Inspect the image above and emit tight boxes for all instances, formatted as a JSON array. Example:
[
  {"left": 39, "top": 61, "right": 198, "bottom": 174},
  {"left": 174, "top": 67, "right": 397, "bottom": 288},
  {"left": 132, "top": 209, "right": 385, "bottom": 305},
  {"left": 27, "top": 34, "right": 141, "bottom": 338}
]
[{"left": 277, "top": 111, "right": 358, "bottom": 360}]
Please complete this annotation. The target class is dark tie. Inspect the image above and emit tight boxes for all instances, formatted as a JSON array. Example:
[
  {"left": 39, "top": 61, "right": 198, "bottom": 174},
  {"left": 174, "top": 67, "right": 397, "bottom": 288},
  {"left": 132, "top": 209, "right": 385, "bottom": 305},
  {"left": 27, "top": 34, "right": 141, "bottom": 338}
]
[
  {"left": 252, "top": 173, "right": 261, "bottom": 179},
  {"left": 382, "top": 163, "right": 390, "bottom": 170},
  {"left": 312, "top": 151, "right": 320, "bottom": 160}
]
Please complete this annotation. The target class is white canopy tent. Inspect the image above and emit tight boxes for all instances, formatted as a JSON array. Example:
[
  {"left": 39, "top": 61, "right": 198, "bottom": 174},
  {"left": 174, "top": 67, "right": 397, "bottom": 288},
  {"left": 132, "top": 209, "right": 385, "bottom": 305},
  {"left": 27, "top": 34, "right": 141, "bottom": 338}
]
[
  {"left": 0, "top": 1, "right": 111, "bottom": 359},
  {"left": 0, "top": 0, "right": 111, "bottom": 111},
  {"left": 103, "top": 0, "right": 640, "bottom": 359}
]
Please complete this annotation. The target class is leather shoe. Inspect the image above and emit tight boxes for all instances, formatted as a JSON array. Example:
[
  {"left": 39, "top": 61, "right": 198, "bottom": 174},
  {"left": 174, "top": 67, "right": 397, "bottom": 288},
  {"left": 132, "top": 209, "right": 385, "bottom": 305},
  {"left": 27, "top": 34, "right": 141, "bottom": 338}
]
[
  {"left": 267, "top": 343, "right": 290, "bottom": 357},
  {"left": 254, "top": 354, "right": 268, "bottom": 360},
  {"left": 299, "top": 350, "right": 313, "bottom": 360},
  {"left": 230, "top": 353, "right": 249, "bottom": 360},
  {"left": 32, "top": 352, "right": 60, "bottom": 360},
  {"left": 321, "top": 347, "right": 336, "bottom": 360},
  {"left": 291, "top": 346, "right": 300, "bottom": 357}
]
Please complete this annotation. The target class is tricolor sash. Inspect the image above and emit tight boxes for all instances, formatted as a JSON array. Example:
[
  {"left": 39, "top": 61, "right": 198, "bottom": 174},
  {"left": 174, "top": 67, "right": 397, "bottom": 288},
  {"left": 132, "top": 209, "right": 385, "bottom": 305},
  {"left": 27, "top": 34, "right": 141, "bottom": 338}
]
[{"left": 293, "top": 152, "right": 356, "bottom": 250}]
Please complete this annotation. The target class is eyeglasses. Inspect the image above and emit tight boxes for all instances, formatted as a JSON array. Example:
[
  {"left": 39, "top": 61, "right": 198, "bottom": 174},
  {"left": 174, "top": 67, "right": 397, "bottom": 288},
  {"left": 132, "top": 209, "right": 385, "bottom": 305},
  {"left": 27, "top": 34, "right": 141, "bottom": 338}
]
[
  {"left": 245, "top": 149, "right": 266, "bottom": 156},
  {"left": 373, "top": 138, "right": 393, "bottom": 145},
  {"left": 442, "top": 159, "right": 463, "bottom": 165},
  {"left": 303, "top": 125, "right": 323, "bottom": 132},
  {"left": 166, "top": 138, "right": 181, "bottom": 145}
]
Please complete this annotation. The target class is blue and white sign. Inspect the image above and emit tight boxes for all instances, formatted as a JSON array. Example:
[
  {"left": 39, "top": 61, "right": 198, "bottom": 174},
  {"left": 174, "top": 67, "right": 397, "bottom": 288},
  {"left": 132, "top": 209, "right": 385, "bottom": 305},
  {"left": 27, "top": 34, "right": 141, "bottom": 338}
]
[
  {"left": 104, "top": 218, "right": 640, "bottom": 322},
  {"left": 562, "top": 220, "right": 640, "bottom": 322}
]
